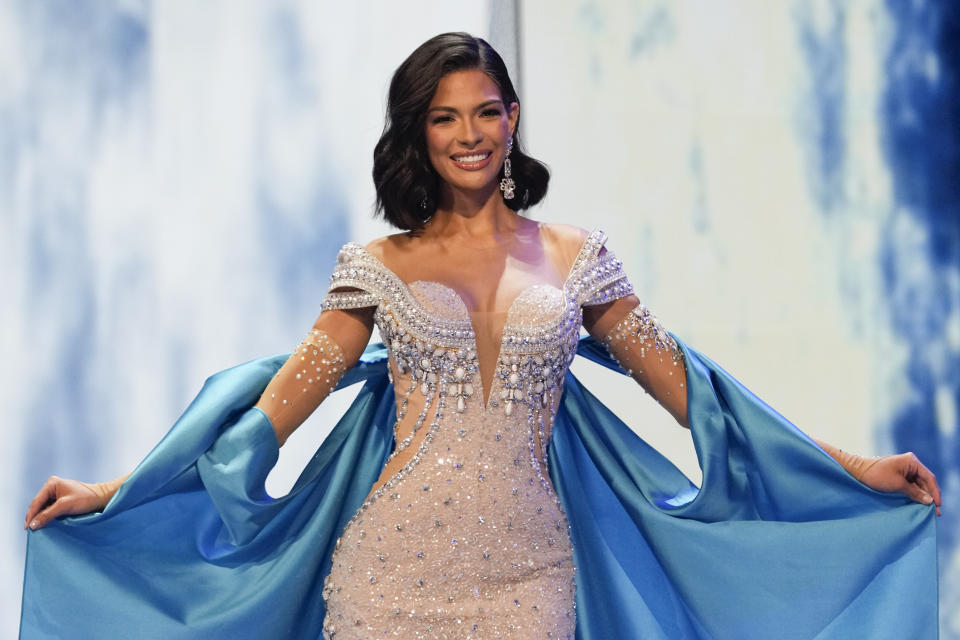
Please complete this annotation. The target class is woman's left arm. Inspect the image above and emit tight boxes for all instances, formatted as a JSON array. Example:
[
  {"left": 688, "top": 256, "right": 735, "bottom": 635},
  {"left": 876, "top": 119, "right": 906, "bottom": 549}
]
[
  {"left": 583, "top": 294, "right": 942, "bottom": 515},
  {"left": 811, "top": 438, "right": 941, "bottom": 515},
  {"left": 583, "top": 293, "right": 688, "bottom": 428}
]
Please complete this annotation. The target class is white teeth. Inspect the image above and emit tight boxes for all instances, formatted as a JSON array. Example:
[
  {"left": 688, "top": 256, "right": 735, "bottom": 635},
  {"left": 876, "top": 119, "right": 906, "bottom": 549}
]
[{"left": 453, "top": 153, "right": 490, "bottom": 163}]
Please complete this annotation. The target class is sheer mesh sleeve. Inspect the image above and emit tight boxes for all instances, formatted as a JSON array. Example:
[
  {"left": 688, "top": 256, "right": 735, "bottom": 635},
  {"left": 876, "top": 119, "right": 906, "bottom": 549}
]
[
  {"left": 573, "top": 230, "right": 688, "bottom": 427},
  {"left": 603, "top": 303, "right": 688, "bottom": 427},
  {"left": 254, "top": 328, "right": 348, "bottom": 446},
  {"left": 255, "top": 243, "right": 381, "bottom": 445}
]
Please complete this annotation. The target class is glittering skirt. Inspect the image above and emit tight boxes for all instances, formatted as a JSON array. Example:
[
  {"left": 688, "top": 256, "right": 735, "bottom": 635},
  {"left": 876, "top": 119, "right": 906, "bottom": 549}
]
[{"left": 320, "top": 439, "right": 577, "bottom": 639}]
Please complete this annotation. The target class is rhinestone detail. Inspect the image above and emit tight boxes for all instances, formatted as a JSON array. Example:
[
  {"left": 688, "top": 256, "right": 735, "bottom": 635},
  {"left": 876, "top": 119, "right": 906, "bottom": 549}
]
[{"left": 319, "top": 229, "right": 629, "bottom": 639}]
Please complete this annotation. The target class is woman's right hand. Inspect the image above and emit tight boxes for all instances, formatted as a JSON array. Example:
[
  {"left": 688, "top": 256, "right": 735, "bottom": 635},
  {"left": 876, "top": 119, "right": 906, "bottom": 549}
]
[{"left": 24, "top": 475, "right": 115, "bottom": 530}]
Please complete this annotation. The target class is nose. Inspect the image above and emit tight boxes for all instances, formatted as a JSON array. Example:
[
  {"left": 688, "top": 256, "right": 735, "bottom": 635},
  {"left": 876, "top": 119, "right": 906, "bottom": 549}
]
[{"left": 456, "top": 118, "right": 483, "bottom": 147}]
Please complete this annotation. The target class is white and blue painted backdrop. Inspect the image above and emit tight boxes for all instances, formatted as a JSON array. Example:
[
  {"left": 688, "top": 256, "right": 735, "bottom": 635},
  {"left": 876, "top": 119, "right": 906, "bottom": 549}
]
[{"left": 3, "top": 1, "right": 956, "bottom": 637}]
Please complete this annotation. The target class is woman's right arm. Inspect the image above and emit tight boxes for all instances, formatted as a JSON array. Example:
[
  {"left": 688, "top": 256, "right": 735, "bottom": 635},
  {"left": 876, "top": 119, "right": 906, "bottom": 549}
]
[
  {"left": 25, "top": 473, "right": 130, "bottom": 530},
  {"left": 254, "top": 306, "right": 375, "bottom": 446},
  {"left": 25, "top": 305, "right": 375, "bottom": 531}
]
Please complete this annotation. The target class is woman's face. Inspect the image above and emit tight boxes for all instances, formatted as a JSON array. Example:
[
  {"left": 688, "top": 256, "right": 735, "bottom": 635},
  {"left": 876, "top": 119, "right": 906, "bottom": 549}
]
[{"left": 425, "top": 69, "right": 519, "bottom": 199}]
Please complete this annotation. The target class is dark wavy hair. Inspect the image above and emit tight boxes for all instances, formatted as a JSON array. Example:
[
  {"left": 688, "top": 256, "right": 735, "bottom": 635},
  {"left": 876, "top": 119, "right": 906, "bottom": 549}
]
[{"left": 373, "top": 32, "right": 550, "bottom": 231}]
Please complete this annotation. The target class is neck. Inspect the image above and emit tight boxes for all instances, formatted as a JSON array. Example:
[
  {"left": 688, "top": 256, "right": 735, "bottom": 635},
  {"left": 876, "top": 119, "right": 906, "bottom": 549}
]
[{"left": 425, "top": 185, "right": 520, "bottom": 245}]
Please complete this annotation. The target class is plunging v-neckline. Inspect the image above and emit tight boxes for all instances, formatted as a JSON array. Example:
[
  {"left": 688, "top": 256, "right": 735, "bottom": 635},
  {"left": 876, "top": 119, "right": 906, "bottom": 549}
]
[
  {"left": 353, "top": 232, "right": 597, "bottom": 408},
  {"left": 410, "top": 281, "right": 562, "bottom": 408}
]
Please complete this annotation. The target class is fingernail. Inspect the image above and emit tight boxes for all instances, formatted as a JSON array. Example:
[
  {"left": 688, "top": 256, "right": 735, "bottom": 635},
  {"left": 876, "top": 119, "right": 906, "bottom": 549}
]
[
  {"left": 29, "top": 520, "right": 37, "bottom": 530},
  {"left": 922, "top": 495, "right": 933, "bottom": 504}
]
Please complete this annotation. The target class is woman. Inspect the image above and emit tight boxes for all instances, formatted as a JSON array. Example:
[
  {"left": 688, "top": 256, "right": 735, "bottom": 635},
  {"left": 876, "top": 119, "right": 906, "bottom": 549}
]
[{"left": 22, "top": 33, "right": 941, "bottom": 640}]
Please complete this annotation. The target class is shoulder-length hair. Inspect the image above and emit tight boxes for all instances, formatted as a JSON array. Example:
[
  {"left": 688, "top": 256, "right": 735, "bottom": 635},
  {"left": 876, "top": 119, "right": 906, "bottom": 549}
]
[{"left": 373, "top": 32, "right": 550, "bottom": 231}]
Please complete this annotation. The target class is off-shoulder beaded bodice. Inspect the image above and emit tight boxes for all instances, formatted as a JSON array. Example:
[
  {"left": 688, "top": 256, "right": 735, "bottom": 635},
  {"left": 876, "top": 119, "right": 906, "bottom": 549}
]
[{"left": 319, "top": 229, "right": 633, "bottom": 639}]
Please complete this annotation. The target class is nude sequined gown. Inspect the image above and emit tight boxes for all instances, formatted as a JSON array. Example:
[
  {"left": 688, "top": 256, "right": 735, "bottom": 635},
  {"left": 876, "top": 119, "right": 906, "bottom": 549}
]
[{"left": 318, "top": 230, "right": 634, "bottom": 639}]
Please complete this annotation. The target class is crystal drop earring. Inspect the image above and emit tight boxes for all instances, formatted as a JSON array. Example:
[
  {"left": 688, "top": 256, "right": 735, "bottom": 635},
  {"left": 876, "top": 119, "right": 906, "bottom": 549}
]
[{"left": 500, "top": 135, "right": 516, "bottom": 200}]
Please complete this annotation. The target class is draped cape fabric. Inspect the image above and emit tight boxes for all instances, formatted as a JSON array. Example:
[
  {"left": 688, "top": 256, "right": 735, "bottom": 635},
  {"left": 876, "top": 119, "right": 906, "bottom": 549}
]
[{"left": 19, "top": 337, "right": 939, "bottom": 639}]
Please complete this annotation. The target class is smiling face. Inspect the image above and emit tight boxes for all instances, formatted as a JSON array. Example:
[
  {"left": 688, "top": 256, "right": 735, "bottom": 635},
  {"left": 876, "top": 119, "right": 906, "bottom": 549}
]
[{"left": 425, "top": 69, "right": 519, "bottom": 202}]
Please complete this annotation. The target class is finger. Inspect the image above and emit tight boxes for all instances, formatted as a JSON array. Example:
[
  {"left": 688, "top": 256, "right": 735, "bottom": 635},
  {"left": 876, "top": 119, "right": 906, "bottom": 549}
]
[
  {"left": 24, "top": 477, "right": 59, "bottom": 528},
  {"left": 913, "top": 464, "right": 941, "bottom": 507},
  {"left": 911, "top": 464, "right": 941, "bottom": 516},
  {"left": 901, "top": 482, "right": 934, "bottom": 508},
  {"left": 28, "top": 498, "right": 73, "bottom": 531}
]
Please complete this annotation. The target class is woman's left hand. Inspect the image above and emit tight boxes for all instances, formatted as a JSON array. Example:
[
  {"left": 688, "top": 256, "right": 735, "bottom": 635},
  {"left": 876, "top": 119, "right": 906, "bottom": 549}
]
[{"left": 859, "top": 452, "right": 942, "bottom": 516}]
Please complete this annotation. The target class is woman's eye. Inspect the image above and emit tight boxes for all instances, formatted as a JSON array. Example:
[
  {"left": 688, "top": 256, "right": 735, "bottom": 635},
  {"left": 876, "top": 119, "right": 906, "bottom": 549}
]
[
  {"left": 481, "top": 109, "right": 502, "bottom": 117},
  {"left": 432, "top": 115, "right": 454, "bottom": 124}
]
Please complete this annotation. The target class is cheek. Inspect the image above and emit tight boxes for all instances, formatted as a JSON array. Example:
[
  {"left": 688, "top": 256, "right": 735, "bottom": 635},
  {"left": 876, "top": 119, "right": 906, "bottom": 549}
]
[
  {"left": 485, "top": 120, "right": 510, "bottom": 145},
  {"left": 425, "top": 129, "right": 448, "bottom": 159}
]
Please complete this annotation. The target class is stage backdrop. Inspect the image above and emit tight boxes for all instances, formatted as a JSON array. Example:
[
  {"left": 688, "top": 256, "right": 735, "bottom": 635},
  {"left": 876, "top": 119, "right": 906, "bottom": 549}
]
[{"left": 2, "top": 1, "right": 956, "bottom": 638}]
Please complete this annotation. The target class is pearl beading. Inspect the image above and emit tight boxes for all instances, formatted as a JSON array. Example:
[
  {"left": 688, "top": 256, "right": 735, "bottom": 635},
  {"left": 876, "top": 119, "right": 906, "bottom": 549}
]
[
  {"left": 322, "top": 237, "right": 631, "bottom": 407},
  {"left": 258, "top": 328, "right": 347, "bottom": 439},
  {"left": 320, "top": 232, "right": 633, "bottom": 487},
  {"left": 605, "top": 304, "right": 684, "bottom": 366},
  {"left": 318, "top": 229, "right": 631, "bottom": 638},
  {"left": 603, "top": 303, "right": 687, "bottom": 415}
]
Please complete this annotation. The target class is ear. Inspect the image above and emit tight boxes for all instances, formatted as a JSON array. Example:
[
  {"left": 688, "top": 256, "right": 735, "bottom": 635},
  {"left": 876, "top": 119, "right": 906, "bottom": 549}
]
[{"left": 507, "top": 101, "right": 519, "bottom": 137}]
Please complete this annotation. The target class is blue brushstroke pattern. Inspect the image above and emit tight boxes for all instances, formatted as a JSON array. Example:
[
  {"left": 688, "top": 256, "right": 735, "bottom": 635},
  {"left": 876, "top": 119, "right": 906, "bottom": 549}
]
[
  {"left": 255, "top": 5, "right": 349, "bottom": 326},
  {"left": 796, "top": 0, "right": 848, "bottom": 214},
  {"left": 797, "top": 1, "right": 959, "bottom": 635},
  {"left": 881, "top": 0, "right": 960, "bottom": 608},
  {"left": 14, "top": 0, "right": 151, "bottom": 516}
]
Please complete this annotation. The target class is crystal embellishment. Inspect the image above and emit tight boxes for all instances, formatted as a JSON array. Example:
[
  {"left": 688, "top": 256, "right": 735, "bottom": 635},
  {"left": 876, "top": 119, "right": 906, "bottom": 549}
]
[{"left": 317, "top": 229, "right": 639, "bottom": 639}]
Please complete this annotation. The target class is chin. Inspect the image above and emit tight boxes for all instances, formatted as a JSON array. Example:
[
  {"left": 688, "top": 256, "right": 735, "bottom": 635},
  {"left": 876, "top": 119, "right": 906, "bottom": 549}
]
[{"left": 445, "top": 173, "right": 500, "bottom": 193}]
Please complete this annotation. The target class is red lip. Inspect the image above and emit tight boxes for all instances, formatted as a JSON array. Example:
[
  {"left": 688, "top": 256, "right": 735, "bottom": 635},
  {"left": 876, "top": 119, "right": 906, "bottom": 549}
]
[{"left": 450, "top": 151, "right": 493, "bottom": 171}]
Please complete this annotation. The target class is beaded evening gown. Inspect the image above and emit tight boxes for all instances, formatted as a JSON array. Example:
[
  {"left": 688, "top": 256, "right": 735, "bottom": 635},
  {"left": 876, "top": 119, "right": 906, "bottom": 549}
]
[
  {"left": 318, "top": 229, "right": 637, "bottom": 639},
  {"left": 19, "top": 229, "right": 938, "bottom": 640}
]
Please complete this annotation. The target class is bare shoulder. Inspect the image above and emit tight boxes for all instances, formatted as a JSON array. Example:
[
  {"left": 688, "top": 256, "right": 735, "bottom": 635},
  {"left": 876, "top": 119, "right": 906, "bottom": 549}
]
[
  {"left": 539, "top": 222, "right": 592, "bottom": 266},
  {"left": 539, "top": 222, "right": 590, "bottom": 249},
  {"left": 364, "top": 233, "right": 410, "bottom": 259},
  {"left": 363, "top": 232, "right": 423, "bottom": 274}
]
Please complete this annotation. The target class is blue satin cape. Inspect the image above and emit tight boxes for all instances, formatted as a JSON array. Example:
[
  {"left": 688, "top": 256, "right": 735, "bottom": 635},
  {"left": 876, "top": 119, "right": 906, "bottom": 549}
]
[{"left": 20, "top": 337, "right": 939, "bottom": 639}]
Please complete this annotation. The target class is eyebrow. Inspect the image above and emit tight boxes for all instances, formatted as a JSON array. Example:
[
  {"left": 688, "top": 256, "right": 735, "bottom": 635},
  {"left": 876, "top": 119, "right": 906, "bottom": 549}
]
[{"left": 427, "top": 99, "right": 503, "bottom": 114}]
